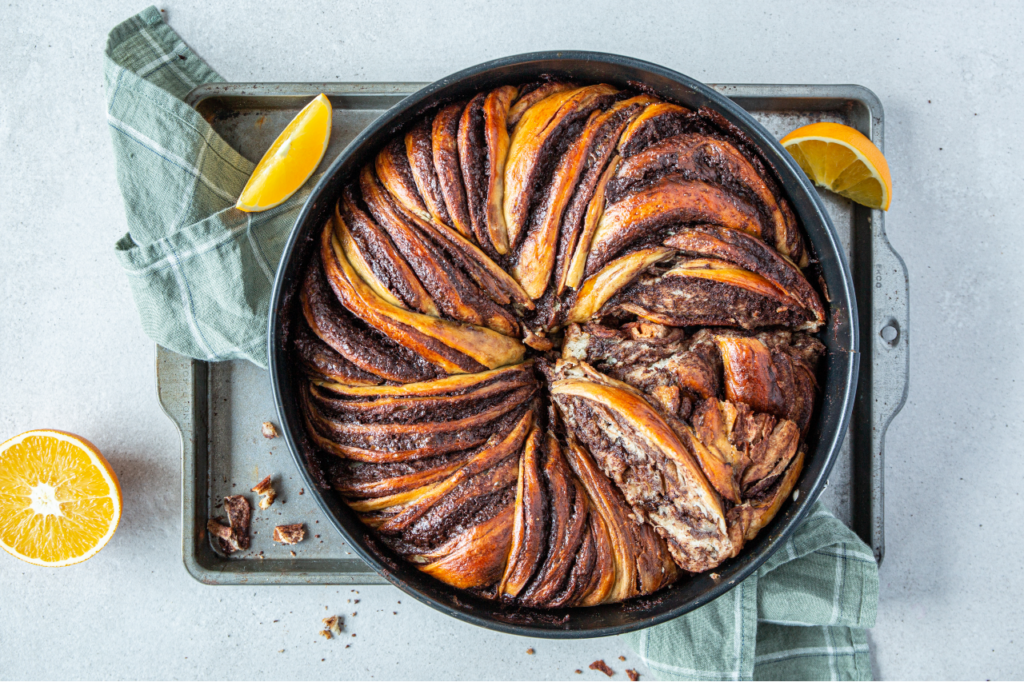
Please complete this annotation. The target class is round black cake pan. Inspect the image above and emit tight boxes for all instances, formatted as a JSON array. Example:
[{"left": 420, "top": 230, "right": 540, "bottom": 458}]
[{"left": 269, "top": 51, "right": 859, "bottom": 638}]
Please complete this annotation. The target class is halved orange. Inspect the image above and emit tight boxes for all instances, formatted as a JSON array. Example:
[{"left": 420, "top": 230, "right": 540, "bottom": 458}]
[
  {"left": 0, "top": 430, "right": 122, "bottom": 566},
  {"left": 236, "top": 93, "right": 332, "bottom": 212},
  {"left": 781, "top": 122, "right": 892, "bottom": 210}
]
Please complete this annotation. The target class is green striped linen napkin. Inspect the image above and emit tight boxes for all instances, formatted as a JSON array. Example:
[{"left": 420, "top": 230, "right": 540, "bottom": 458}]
[
  {"left": 106, "top": 6, "right": 310, "bottom": 366},
  {"left": 104, "top": 9, "right": 878, "bottom": 680},
  {"left": 621, "top": 503, "right": 878, "bottom": 680}
]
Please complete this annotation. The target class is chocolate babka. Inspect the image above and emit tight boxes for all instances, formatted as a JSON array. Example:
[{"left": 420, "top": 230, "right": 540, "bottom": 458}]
[{"left": 288, "top": 82, "right": 826, "bottom": 608}]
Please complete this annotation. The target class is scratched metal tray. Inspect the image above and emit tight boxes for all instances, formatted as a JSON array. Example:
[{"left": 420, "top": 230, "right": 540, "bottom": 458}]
[{"left": 158, "top": 82, "right": 908, "bottom": 585}]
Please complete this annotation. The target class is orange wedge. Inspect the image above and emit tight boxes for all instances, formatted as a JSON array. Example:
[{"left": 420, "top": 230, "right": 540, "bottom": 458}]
[
  {"left": 781, "top": 122, "right": 892, "bottom": 210},
  {"left": 0, "top": 430, "right": 122, "bottom": 566},
  {"left": 236, "top": 93, "right": 332, "bottom": 212}
]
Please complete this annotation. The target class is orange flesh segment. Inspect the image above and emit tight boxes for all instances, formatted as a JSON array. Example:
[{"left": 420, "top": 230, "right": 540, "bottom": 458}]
[
  {"left": 0, "top": 430, "right": 121, "bottom": 566},
  {"left": 236, "top": 93, "right": 332, "bottom": 212}
]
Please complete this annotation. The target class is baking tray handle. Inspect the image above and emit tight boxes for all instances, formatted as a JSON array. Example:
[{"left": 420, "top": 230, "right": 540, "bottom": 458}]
[{"left": 868, "top": 210, "right": 909, "bottom": 563}]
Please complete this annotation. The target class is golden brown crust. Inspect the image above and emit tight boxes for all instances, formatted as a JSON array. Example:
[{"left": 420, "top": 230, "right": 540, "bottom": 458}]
[
  {"left": 389, "top": 192, "right": 534, "bottom": 311},
  {"left": 337, "top": 406, "right": 533, "bottom": 503},
  {"left": 519, "top": 435, "right": 590, "bottom": 607},
  {"left": 550, "top": 361, "right": 733, "bottom": 573},
  {"left": 376, "top": 137, "right": 430, "bottom": 221},
  {"left": 458, "top": 93, "right": 493, "bottom": 254},
  {"left": 514, "top": 96, "right": 653, "bottom": 301},
  {"left": 603, "top": 258, "right": 816, "bottom": 331},
  {"left": 414, "top": 502, "right": 516, "bottom": 589},
  {"left": 664, "top": 226, "right": 824, "bottom": 330},
  {"left": 585, "top": 177, "right": 763, "bottom": 279},
  {"left": 303, "top": 382, "right": 533, "bottom": 463},
  {"left": 611, "top": 133, "right": 788, "bottom": 250},
  {"left": 498, "top": 423, "right": 546, "bottom": 599},
  {"left": 507, "top": 81, "right": 577, "bottom": 127},
  {"left": 406, "top": 119, "right": 452, "bottom": 227},
  {"left": 432, "top": 102, "right": 474, "bottom": 238},
  {"left": 301, "top": 256, "right": 439, "bottom": 383},
  {"left": 512, "top": 107, "right": 603, "bottom": 299},
  {"left": 310, "top": 368, "right": 533, "bottom": 423},
  {"left": 360, "top": 165, "right": 520, "bottom": 336},
  {"left": 564, "top": 155, "right": 621, "bottom": 292},
  {"left": 482, "top": 87, "right": 518, "bottom": 254},
  {"left": 553, "top": 98, "right": 654, "bottom": 296},
  {"left": 689, "top": 399, "right": 746, "bottom": 503},
  {"left": 712, "top": 331, "right": 824, "bottom": 434},
  {"left": 575, "top": 503, "right": 616, "bottom": 606},
  {"left": 692, "top": 106, "right": 808, "bottom": 267},
  {"left": 618, "top": 102, "right": 693, "bottom": 157},
  {"left": 459, "top": 87, "right": 517, "bottom": 256},
  {"left": 503, "top": 84, "right": 618, "bottom": 251},
  {"left": 336, "top": 196, "right": 438, "bottom": 315},
  {"left": 716, "top": 336, "right": 787, "bottom": 416},
  {"left": 566, "top": 248, "right": 675, "bottom": 324},
  {"left": 321, "top": 220, "right": 525, "bottom": 373},
  {"left": 371, "top": 421, "right": 526, "bottom": 533}
]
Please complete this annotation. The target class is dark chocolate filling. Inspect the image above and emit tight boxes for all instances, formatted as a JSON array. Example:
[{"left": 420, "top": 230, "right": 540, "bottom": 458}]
[{"left": 605, "top": 267, "right": 814, "bottom": 330}]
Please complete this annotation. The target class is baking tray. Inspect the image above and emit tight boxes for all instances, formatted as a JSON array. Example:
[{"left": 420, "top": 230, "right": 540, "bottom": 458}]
[{"left": 158, "top": 82, "right": 908, "bottom": 586}]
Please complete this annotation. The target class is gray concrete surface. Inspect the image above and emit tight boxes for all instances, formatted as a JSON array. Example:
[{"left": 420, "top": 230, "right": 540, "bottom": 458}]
[{"left": 1, "top": 1, "right": 1021, "bottom": 679}]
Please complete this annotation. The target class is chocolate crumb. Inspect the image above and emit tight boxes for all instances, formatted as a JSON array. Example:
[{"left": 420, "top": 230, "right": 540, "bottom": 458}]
[
  {"left": 322, "top": 615, "right": 343, "bottom": 636},
  {"left": 208, "top": 495, "right": 251, "bottom": 552},
  {"left": 523, "top": 328, "right": 554, "bottom": 351},
  {"left": 299, "top": 488, "right": 305, "bottom": 495},
  {"left": 627, "top": 669, "right": 640, "bottom": 681},
  {"left": 262, "top": 421, "right": 279, "bottom": 439},
  {"left": 206, "top": 519, "right": 234, "bottom": 547},
  {"left": 273, "top": 523, "right": 305, "bottom": 544},
  {"left": 251, "top": 475, "right": 276, "bottom": 509},
  {"left": 590, "top": 660, "right": 614, "bottom": 677}
]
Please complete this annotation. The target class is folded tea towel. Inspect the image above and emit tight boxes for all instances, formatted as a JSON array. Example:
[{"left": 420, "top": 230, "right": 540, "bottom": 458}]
[
  {"left": 105, "top": 10, "right": 878, "bottom": 680},
  {"left": 106, "top": 6, "right": 311, "bottom": 367},
  {"left": 621, "top": 503, "right": 877, "bottom": 680}
]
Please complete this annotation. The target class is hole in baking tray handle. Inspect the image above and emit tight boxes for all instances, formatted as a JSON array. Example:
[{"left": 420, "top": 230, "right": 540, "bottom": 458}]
[{"left": 880, "top": 320, "right": 900, "bottom": 346}]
